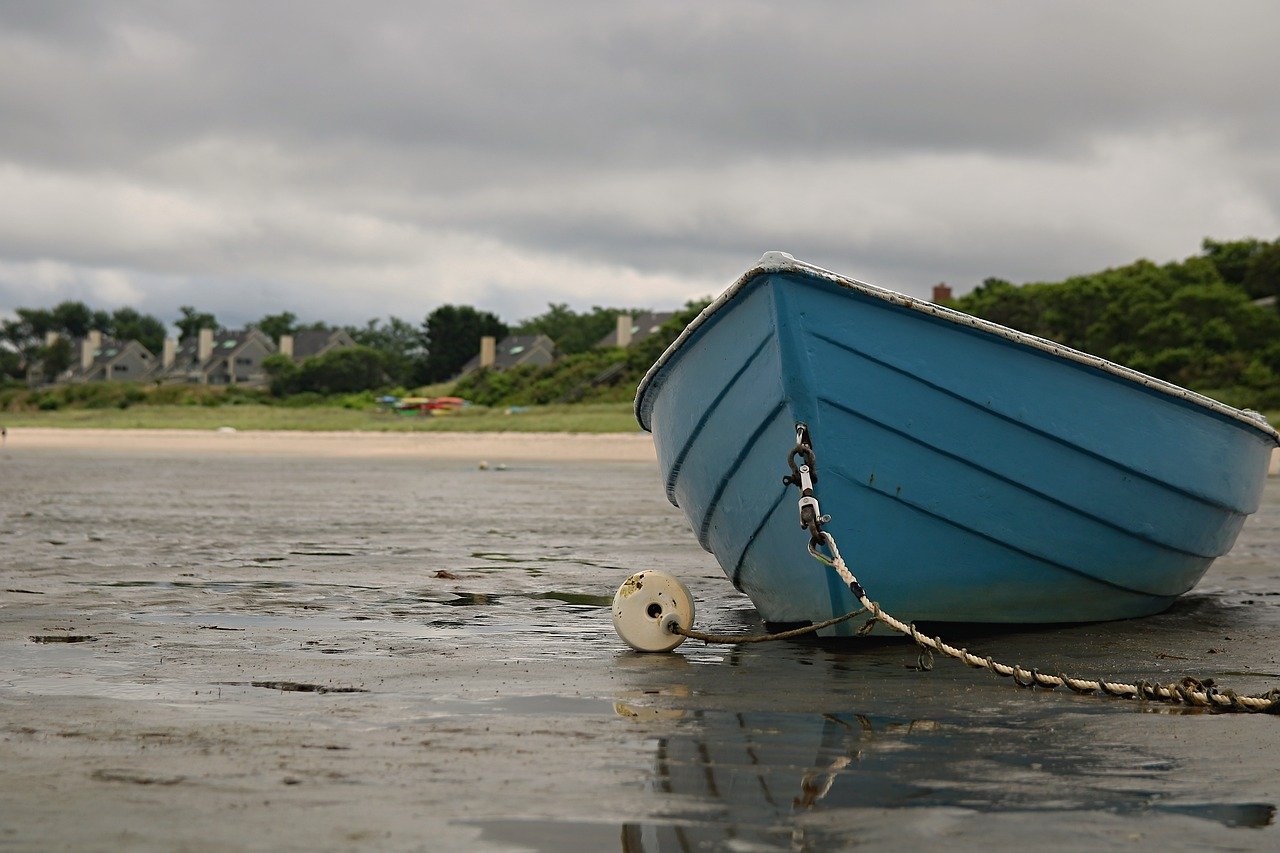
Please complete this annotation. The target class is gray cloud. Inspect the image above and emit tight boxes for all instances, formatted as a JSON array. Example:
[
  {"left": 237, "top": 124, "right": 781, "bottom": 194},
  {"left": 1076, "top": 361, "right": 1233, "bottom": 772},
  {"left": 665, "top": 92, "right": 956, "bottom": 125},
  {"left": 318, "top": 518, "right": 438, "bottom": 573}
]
[{"left": 2, "top": 1, "right": 1279, "bottom": 331}]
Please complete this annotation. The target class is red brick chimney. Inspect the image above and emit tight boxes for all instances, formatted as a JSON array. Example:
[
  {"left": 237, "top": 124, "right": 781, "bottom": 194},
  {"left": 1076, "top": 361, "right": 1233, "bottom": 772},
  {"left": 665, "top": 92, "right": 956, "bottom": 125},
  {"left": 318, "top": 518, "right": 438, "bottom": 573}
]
[{"left": 931, "top": 283, "right": 952, "bottom": 303}]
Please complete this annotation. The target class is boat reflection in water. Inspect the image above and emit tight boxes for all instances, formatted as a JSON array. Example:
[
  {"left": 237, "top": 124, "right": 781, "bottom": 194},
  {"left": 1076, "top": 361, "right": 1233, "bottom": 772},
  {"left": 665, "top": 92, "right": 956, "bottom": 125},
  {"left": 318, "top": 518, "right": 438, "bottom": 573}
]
[{"left": 616, "top": 706, "right": 1275, "bottom": 850}]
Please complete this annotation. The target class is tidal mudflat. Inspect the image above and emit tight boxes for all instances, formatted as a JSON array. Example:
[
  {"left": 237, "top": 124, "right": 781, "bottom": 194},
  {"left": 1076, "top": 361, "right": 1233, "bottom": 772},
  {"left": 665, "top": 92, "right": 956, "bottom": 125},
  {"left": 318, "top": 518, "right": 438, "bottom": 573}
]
[{"left": 1, "top": 436, "right": 1278, "bottom": 850}]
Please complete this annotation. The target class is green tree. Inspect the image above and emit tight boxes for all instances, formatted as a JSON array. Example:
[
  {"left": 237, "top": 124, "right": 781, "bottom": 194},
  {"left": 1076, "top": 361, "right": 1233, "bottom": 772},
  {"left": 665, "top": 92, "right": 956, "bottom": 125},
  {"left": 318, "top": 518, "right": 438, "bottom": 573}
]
[
  {"left": 109, "top": 307, "right": 166, "bottom": 354},
  {"left": 346, "top": 316, "right": 426, "bottom": 387},
  {"left": 49, "top": 301, "right": 98, "bottom": 338},
  {"left": 255, "top": 311, "right": 298, "bottom": 342},
  {"left": 1202, "top": 237, "right": 1267, "bottom": 291},
  {"left": 1, "top": 310, "right": 53, "bottom": 368},
  {"left": 40, "top": 336, "right": 75, "bottom": 378},
  {"left": 295, "top": 347, "right": 387, "bottom": 394},
  {"left": 0, "top": 346, "right": 21, "bottom": 380},
  {"left": 175, "top": 306, "right": 219, "bottom": 342},
  {"left": 1243, "top": 242, "right": 1280, "bottom": 304},
  {"left": 262, "top": 352, "right": 300, "bottom": 396},
  {"left": 418, "top": 305, "right": 508, "bottom": 384}
]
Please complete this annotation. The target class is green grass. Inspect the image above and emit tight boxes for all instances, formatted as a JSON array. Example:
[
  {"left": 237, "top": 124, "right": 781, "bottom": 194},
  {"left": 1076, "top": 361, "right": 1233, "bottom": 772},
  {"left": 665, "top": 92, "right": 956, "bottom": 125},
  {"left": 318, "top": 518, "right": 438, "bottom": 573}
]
[{"left": 0, "top": 401, "right": 642, "bottom": 433}]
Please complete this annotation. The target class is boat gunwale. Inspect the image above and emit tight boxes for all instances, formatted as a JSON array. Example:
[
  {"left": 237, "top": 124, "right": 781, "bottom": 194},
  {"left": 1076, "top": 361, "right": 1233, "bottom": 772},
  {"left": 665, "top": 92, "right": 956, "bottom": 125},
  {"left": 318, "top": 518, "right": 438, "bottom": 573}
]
[{"left": 634, "top": 252, "right": 1280, "bottom": 445}]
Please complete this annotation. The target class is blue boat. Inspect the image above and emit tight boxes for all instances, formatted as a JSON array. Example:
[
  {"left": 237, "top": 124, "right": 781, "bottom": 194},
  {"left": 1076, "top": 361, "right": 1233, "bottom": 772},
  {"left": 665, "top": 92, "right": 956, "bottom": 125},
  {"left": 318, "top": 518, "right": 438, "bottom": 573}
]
[{"left": 635, "top": 253, "right": 1280, "bottom": 633}]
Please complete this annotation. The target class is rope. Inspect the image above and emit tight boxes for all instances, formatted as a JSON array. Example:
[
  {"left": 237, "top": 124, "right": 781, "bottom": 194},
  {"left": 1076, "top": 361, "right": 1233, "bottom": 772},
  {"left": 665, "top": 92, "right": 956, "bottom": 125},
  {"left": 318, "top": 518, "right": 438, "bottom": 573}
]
[
  {"left": 672, "top": 606, "right": 868, "bottom": 644},
  {"left": 809, "top": 531, "right": 1280, "bottom": 715}
]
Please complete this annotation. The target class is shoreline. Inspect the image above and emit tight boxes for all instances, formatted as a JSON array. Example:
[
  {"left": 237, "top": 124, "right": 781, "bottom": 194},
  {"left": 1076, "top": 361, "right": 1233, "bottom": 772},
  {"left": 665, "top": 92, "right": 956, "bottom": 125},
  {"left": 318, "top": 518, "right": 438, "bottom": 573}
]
[{"left": 2, "top": 426, "right": 657, "bottom": 462}]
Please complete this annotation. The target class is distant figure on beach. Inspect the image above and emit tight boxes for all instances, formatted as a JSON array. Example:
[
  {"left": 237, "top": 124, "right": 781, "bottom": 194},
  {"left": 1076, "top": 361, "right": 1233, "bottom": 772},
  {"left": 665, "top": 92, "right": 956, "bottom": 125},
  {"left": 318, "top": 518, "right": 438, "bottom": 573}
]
[{"left": 1, "top": 425, "right": 6, "bottom": 447}]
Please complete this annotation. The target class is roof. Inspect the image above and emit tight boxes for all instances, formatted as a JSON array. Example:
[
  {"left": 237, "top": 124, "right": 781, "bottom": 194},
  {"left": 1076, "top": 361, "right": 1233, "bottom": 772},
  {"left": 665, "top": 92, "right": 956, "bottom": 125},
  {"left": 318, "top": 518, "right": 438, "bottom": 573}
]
[
  {"left": 595, "top": 311, "right": 677, "bottom": 348},
  {"left": 458, "top": 334, "right": 557, "bottom": 375},
  {"left": 165, "top": 328, "right": 276, "bottom": 375},
  {"left": 67, "top": 336, "right": 154, "bottom": 379},
  {"left": 290, "top": 328, "right": 354, "bottom": 360},
  {"left": 83, "top": 337, "right": 150, "bottom": 369}
]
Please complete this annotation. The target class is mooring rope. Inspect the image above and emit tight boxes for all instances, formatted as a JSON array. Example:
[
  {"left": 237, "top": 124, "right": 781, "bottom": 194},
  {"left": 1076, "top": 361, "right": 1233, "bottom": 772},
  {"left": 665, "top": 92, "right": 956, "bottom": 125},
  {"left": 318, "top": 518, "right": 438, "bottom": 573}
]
[
  {"left": 808, "top": 530, "right": 1280, "bottom": 714},
  {"left": 665, "top": 532, "right": 1280, "bottom": 713}
]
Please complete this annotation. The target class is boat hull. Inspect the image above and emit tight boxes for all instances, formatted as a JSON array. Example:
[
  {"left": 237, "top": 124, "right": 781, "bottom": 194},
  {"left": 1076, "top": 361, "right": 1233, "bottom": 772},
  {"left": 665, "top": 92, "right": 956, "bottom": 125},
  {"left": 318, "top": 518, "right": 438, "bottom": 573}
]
[{"left": 636, "top": 256, "right": 1277, "bottom": 633}]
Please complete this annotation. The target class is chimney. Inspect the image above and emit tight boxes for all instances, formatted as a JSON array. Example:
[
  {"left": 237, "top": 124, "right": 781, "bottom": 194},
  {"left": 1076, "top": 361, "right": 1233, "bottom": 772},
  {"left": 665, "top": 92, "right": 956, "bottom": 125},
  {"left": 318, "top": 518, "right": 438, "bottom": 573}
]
[
  {"left": 197, "top": 327, "right": 214, "bottom": 363},
  {"left": 278, "top": 334, "right": 294, "bottom": 359},
  {"left": 44, "top": 331, "right": 58, "bottom": 348},
  {"left": 615, "top": 314, "right": 633, "bottom": 349},
  {"left": 162, "top": 337, "right": 176, "bottom": 369},
  {"left": 479, "top": 335, "right": 496, "bottom": 369},
  {"left": 932, "top": 283, "right": 953, "bottom": 303},
  {"left": 81, "top": 329, "right": 102, "bottom": 371}
]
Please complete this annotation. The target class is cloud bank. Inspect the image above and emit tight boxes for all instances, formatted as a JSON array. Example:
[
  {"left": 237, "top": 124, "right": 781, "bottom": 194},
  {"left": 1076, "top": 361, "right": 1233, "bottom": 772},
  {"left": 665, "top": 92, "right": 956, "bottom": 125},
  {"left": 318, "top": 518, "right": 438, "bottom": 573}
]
[{"left": 2, "top": 1, "right": 1278, "bottom": 330}]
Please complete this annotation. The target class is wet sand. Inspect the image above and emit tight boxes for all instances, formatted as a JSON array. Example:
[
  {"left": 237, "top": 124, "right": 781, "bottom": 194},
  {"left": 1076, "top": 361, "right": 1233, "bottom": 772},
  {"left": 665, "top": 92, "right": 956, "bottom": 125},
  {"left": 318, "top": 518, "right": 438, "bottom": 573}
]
[{"left": 1, "top": 436, "right": 1278, "bottom": 850}]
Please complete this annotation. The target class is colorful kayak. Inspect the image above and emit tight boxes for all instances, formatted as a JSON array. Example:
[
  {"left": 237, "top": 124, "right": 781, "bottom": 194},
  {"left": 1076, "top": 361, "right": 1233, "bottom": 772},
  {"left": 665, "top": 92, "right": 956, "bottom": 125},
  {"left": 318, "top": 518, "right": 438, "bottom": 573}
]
[{"left": 635, "top": 253, "right": 1279, "bottom": 633}]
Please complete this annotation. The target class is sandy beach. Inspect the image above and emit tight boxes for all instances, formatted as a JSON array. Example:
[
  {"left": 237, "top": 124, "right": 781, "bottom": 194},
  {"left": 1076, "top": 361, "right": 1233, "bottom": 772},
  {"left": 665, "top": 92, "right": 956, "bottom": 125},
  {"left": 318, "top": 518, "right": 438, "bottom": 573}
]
[{"left": 4, "top": 427, "right": 657, "bottom": 462}]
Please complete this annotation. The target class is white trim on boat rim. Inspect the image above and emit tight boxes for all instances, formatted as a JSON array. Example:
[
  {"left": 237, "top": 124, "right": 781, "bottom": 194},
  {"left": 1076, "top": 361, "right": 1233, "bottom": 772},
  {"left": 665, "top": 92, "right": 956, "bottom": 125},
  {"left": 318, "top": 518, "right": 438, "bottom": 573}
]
[{"left": 635, "top": 251, "right": 1280, "bottom": 444}]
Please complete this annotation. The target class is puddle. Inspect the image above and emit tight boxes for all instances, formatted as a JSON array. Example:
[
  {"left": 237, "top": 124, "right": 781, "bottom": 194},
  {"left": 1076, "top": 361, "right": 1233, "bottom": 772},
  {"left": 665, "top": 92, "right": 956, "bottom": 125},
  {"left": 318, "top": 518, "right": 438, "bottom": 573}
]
[
  {"left": 441, "top": 593, "right": 502, "bottom": 607},
  {"left": 420, "top": 693, "right": 611, "bottom": 718},
  {"left": 609, "top": 708, "right": 1278, "bottom": 843},
  {"left": 530, "top": 592, "right": 612, "bottom": 607},
  {"left": 91, "top": 769, "right": 185, "bottom": 786},
  {"left": 236, "top": 681, "right": 370, "bottom": 694},
  {"left": 82, "top": 580, "right": 383, "bottom": 591},
  {"left": 465, "top": 820, "right": 628, "bottom": 852}
]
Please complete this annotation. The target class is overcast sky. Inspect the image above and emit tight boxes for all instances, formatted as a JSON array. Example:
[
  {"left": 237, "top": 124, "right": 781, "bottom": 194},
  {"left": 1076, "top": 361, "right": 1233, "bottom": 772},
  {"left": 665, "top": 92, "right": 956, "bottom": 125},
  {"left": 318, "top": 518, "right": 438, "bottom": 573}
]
[{"left": 2, "top": 1, "right": 1279, "bottom": 332}]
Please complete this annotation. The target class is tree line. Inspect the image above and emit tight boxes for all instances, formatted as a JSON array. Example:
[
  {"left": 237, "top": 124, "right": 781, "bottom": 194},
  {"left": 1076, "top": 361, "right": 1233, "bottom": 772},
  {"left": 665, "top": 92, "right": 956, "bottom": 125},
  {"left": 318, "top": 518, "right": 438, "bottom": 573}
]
[{"left": 1, "top": 299, "right": 657, "bottom": 394}]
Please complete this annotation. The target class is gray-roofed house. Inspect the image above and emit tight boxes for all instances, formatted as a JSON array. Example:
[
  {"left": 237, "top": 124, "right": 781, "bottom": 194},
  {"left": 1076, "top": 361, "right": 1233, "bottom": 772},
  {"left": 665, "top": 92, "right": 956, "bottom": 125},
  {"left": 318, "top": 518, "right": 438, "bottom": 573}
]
[
  {"left": 71, "top": 331, "right": 157, "bottom": 382},
  {"left": 27, "top": 330, "right": 156, "bottom": 385},
  {"left": 277, "top": 328, "right": 357, "bottom": 363},
  {"left": 456, "top": 334, "right": 557, "bottom": 378},
  {"left": 157, "top": 327, "right": 277, "bottom": 386},
  {"left": 595, "top": 312, "right": 677, "bottom": 349}
]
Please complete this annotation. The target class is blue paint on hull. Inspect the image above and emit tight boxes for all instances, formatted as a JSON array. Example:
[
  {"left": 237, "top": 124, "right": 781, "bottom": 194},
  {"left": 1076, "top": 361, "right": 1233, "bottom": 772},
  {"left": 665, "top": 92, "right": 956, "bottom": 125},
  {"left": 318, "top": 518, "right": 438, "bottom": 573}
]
[{"left": 637, "top": 261, "right": 1277, "bottom": 631}]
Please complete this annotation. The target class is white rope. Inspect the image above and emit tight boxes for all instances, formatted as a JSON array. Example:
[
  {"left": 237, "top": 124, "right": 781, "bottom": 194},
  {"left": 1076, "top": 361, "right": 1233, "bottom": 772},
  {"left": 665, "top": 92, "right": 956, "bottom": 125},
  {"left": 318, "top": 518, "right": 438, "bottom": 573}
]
[{"left": 811, "top": 532, "right": 1280, "bottom": 714}]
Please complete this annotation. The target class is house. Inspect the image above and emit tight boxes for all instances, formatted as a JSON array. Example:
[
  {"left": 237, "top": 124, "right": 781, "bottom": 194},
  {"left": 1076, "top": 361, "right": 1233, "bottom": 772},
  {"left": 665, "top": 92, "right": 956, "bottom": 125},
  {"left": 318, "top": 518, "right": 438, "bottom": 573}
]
[
  {"left": 70, "top": 331, "right": 156, "bottom": 382},
  {"left": 277, "top": 328, "right": 357, "bottom": 363},
  {"left": 595, "top": 312, "right": 676, "bottom": 349},
  {"left": 457, "top": 334, "right": 557, "bottom": 377},
  {"left": 156, "top": 327, "right": 277, "bottom": 386},
  {"left": 26, "top": 330, "right": 156, "bottom": 385}
]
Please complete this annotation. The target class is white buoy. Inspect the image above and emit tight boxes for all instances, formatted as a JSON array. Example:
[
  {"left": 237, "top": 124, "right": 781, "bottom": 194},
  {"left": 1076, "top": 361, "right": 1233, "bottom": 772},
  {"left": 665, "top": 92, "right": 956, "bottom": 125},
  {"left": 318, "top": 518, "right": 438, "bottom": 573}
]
[{"left": 612, "top": 571, "right": 694, "bottom": 652}]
